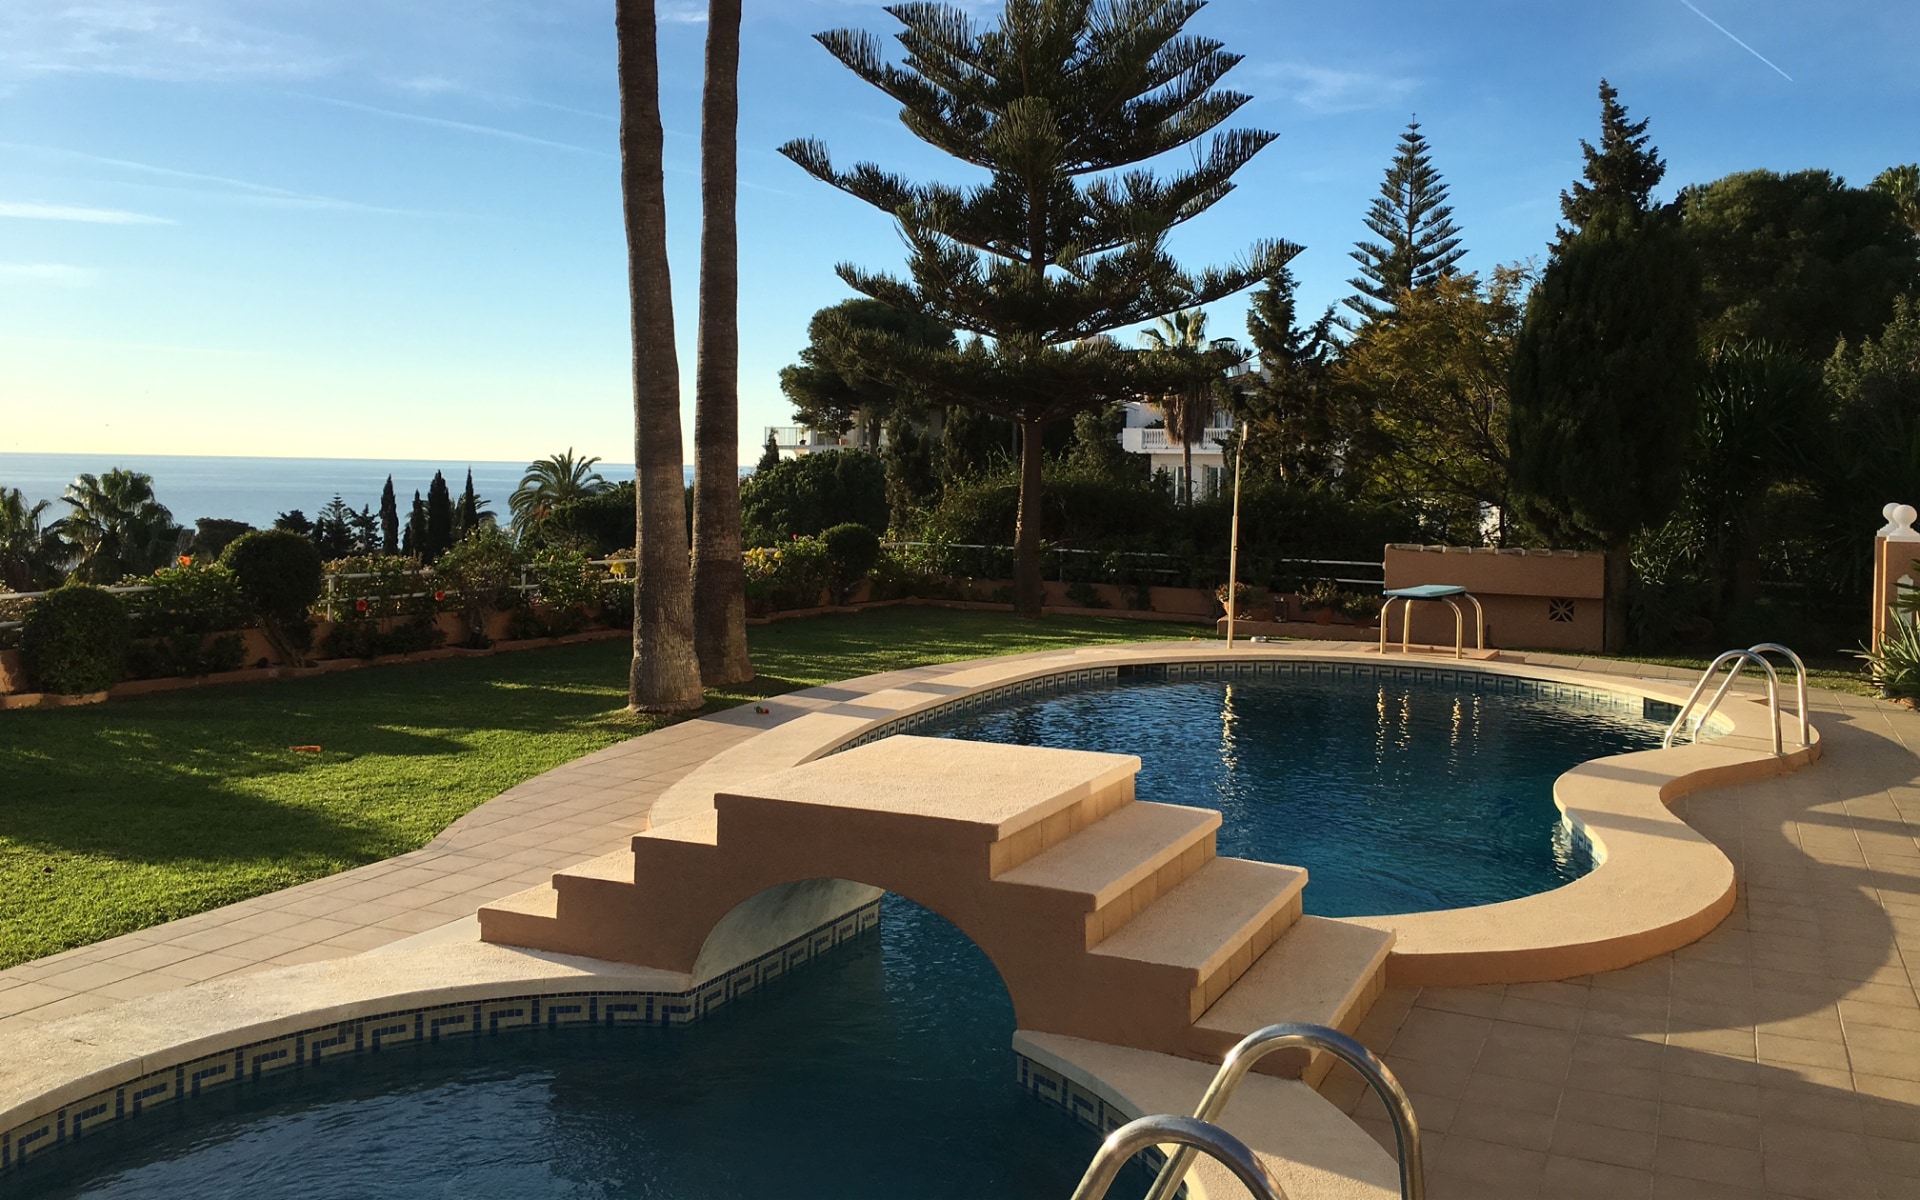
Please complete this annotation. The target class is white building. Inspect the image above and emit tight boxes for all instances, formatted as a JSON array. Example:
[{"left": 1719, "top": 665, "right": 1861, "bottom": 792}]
[
  {"left": 761, "top": 425, "right": 882, "bottom": 459},
  {"left": 1118, "top": 400, "right": 1236, "bottom": 500}
]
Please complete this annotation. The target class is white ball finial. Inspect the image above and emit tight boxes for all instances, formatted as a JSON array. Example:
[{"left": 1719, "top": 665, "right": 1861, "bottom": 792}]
[{"left": 1881, "top": 503, "right": 1920, "bottom": 541}]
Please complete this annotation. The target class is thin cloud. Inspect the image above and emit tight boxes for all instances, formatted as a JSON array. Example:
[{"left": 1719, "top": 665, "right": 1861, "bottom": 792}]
[
  {"left": 0, "top": 201, "right": 173, "bottom": 225},
  {"left": 0, "top": 142, "right": 453, "bottom": 218},
  {"left": 0, "top": 264, "right": 99, "bottom": 285},
  {"left": 660, "top": 2, "right": 710, "bottom": 24},
  {"left": 288, "top": 93, "right": 616, "bottom": 159},
  {"left": 1678, "top": 0, "right": 1793, "bottom": 82},
  {"left": 0, "top": 3, "right": 334, "bottom": 84},
  {"left": 1255, "top": 62, "right": 1419, "bottom": 115}
]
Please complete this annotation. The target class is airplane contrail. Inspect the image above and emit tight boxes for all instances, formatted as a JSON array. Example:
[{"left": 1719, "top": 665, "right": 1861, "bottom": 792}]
[{"left": 1679, "top": 0, "right": 1794, "bottom": 82}]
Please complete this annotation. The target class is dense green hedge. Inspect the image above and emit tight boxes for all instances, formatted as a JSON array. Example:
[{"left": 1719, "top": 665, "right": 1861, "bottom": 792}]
[{"left": 21, "top": 584, "right": 131, "bottom": 694}]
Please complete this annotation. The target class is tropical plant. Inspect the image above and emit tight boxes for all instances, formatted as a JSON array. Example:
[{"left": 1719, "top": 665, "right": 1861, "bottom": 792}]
[
  {"left": 510, "top": 450, "right": 612, "bottom": 539},
  {"left": 21, "top": 584, "right": 131, "bottom": 694},
  {"left": 692, "top": 0, "right": 754, "bottom": 690},
  {"left": 1858, "top": 613, "right": 1920, "bottom": 700},
  {"left": 55, "top": 469, "right": 182, "bottom": 584},
  {"left": 617, "top": 0, "right": 703, "bottom": 711},
  {"left": 780, "top": 0, "right": 1297, "bottom": 616},
  {"left": 221, "top": 530, "right": 324, "bottom": 665},
  {"left": 1345, "top": 119, "right": 1466, "bottom": 326},
  {"left": 1138, "top": 308, "right": 1241, "bottom": 504},
  {"left": 0, "top": 486, "right": 60, "bottom": 591}
]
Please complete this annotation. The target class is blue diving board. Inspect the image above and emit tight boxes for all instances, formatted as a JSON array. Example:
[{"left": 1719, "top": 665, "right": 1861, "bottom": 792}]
[{"left": 1379, "top": 586, "right": 1485, "bottom": 658}]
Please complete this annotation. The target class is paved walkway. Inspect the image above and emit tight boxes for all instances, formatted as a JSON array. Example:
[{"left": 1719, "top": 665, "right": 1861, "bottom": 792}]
[
  {"left": 1322, "top": 684, "right": 1920, "bottom": 1199},
  {"left": 3, "top": 644, "right": 1916, "bottom": 1200}
]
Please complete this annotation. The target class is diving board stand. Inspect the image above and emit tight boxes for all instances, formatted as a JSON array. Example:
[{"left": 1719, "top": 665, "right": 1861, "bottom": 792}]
[{"left": 1378, "top": 585, "right": 1486, "bottom": 660}]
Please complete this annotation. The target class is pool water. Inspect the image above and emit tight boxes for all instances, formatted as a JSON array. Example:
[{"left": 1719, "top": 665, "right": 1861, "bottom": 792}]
[
  {"left": 10, "top": 897, "right": 1140, "bottom": 1200},
  {"left": 921, "top": 674, "right": 1667, "bottom": 916}
]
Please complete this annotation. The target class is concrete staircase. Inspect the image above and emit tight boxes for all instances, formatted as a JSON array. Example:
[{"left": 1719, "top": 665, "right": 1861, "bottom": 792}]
[{"left": 480, "top": 734, "right": 1391, "bottom": 1078}]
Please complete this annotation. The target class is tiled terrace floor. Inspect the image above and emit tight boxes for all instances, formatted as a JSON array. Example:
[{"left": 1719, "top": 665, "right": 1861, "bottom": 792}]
[
  {"left": 3, "top": 644, "right": 1916, "bottom": 1200},
  {"left": 1323, "top": 683, "right": 1920, "bottom": 1199}
]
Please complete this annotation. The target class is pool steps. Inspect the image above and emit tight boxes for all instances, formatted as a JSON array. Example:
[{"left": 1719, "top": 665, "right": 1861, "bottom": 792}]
[{"left": 479, "top": 734, "right": 1392, "bottom": 1081}]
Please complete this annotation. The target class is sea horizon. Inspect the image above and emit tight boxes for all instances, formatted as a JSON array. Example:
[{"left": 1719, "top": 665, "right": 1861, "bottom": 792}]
[{"left": 0, "top": 452, "right": 715, "bottom": 531}]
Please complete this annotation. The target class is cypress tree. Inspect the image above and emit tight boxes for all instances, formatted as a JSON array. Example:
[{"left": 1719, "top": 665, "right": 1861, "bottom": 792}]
[
  {"left": 379, "top": 476, "right": 399, "bottom": 555},
  {"left": 1346, "top": 119, "right": 1466, "bottom": 325},
  {"left": 455, "top": 469, "right": 480, "bottom": 540},
  {"left": 756, "top": 432, "right": 781, "bottom": 473},
  {"left": 1559, "top": 79, "right": 1666, "bottom": 236},
  {"left": 1508, "top": 209, "right": 1702, "bottom": 651},
  {"left": 781, "top": 0, "right": 1298, "bottom": 615},
  {"left": 404, "top": 491, "right": 425, "bottom": 557},
  {"left": 425, "top": 472, "right": 453, "bottom": 561}
]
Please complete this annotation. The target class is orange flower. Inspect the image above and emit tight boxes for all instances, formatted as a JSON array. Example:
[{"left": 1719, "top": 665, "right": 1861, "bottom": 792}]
[{"left": 177, "top": 555, "right": 192, "bottom": 567}]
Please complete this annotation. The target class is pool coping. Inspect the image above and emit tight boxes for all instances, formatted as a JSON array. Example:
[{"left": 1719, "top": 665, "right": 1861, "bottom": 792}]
[{"left": 636, "top": 639, "right": 1819, "bottom": 987}]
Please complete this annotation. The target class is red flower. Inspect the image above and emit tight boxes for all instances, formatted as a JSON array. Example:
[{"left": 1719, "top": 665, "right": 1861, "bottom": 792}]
[
  {"left": 177, "top": 555, "right": 192, "bottom": 567},
  {"left": 433, "top": 590, "right": 445, "bottom": 602},
  {"left": 354, "top": 598, "right": 369, "bottom": 613}
]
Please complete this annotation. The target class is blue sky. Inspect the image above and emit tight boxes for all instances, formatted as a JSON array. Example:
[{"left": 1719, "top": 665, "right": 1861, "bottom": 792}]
[{"left": 2, "top": 0, "right": 1914, "bottom": 466}]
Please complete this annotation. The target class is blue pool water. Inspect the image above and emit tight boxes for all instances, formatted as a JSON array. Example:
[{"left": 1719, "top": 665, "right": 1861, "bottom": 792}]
[
  {"left": 9, "top": 897, "right": 1139, "bottom": 1200},
  {"left": 919, "top": 673, "right": 1668, "bottom": 916}
]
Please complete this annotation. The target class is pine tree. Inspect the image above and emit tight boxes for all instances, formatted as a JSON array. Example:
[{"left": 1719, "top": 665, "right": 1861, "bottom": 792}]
[
  {"left": 756, "top": 432, "right": 781, "bottom": 473},
  {"left": 425, "top": 472, "right": 453, "bottom": 562},
  {"left": 1346, "top": 119, "right": 1466, "bottom": 325},
  {"left": 782, "top": 0, "right": 1298, "bottom": 614},
  {"left": 379, "top": 476, "right": 399, "bottom": 555},
  {"left": 1240, "top": 266, "right": 1344, "bottom": 484},
  {"left": 1508, "top": 210, "right": 1702, "bottom": 651},
  {"left": 1559, "top": 79, "right": 1666, "bottom": 236},
  {"left": 313, "top": 494, "right": 354, "bottom": 559}
]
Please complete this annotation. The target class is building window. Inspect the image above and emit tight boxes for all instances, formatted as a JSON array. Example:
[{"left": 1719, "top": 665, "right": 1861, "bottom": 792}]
[{"left": 1548, "top": 598, "right": 1576, "bottom": 623}]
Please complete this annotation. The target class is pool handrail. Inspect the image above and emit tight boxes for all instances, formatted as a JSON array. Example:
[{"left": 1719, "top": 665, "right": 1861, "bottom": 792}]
[
  {"left": 1140, "top": 1022, "right": 1424, "bottom": 1200},
  {"left": 1746, "top": 643, "right": 1810, "bottom": 748},
  {"left": 1661, "top": 649, "right": 1783, "bottom": 755},
  {"left": 1070, "top": 1114, "right": 1287, "bottom": 1200}
]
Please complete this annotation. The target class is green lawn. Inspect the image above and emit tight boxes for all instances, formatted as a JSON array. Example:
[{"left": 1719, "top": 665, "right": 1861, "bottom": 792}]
[{"left": 0, "top": 608, "right": 1200, "bottom": 968}]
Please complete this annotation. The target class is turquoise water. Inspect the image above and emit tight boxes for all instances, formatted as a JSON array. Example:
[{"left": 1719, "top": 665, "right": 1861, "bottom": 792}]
[
  {"left": 8, "top": 897, "right": 1140, "bottom": 1200},
  {"left": 919, "top": 673, "right": 1667, "bottom": 916}
]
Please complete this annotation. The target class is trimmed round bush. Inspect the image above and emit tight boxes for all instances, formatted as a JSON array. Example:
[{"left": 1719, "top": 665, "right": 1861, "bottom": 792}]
[
  {"left": 821, "top": 521, "right": 882, "bottom": 602},
  {"left": 21, "top": 584, "right": 131, "bottom": 695},
  {"left": 221, "top": 530, "right": 323, "bottom": 621}
]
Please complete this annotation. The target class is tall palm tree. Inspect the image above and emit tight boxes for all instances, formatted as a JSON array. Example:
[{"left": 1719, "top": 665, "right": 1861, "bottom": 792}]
[
  {"left": 616, "top": 0, "right": 704, "bottom": 712},
  {"left": 1139, "top": 309, "right": 1237, "bottom": 504},
  {"left": 510, "top": 449, "right": 610, "bottom": 541},
  {"left": 56, "top": 469, "right": 181, "bottom": 583},
  {"left": 0, "top": 486, "right": 57, "bottom": 591},
  {"left": 690, "top": 0, "right": 753, "bottom": 686}
]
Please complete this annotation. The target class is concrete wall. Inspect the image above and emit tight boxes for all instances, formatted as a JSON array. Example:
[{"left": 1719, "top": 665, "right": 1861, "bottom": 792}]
[{"left": 1382, "top": 544, "right": 1606, "bottom": 652}]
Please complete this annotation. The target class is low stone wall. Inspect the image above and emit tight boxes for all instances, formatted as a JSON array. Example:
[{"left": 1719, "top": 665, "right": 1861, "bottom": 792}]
[{"left": 1383, "top": 544, "right": 1606, "bottom": 652}]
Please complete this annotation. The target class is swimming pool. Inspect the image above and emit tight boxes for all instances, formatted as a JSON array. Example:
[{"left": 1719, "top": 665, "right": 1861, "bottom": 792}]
[
  {"left": 6, "top": 896, "right": 1146, "bottom": 1200},
  {"left": 916, "top": 671, "right": 1670, "bottom": 916}
]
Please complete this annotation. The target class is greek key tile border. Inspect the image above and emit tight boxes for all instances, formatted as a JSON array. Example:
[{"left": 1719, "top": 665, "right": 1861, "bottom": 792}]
[
  {"left": 0, "top": 898, "right": 881, "bottom": 1174},
  {"left": 836, "top": 659, "right": 1694, "bottom": 754},
  {"left": 1014, "top": 1053, "right": 1172, "bottom": 1180}
]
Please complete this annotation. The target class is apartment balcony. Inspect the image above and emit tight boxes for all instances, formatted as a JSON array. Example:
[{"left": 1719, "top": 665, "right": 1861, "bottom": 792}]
[{"left": 763, "top": 426, "right": 868, "bottom": 456}]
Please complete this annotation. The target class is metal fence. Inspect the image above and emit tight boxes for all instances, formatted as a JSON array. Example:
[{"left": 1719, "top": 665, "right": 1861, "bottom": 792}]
[{"left": 885, "top": 542, "right": 1384, "bottom": 591}]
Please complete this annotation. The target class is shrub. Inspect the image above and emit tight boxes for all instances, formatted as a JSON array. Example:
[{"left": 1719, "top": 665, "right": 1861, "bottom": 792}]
[
  {"left": 820, "top": 522, "right": 882, "bottom": 602},
  {"left": 434, "top": 526, "right": 524, "bottom": 647},
  {"left": 742, "top": 539, "right": 831, "bottom": 614},
  {"left": 1859, "top": 617, "right": 1920, "bottom": 699},
  {"left": 222, "top": 530, "right": 322, "bottom": 664},
  {"left": 118, "top": 559, "right": 251, "bottom": 679},
  {"left": 741, "top": 451, "right": 888, "bottom": 544},
  {"left": 545, "top": 482, "right": 636, "bottom": 557},
  {"left": 322, "top": 614, "right": 445, "bottom": 660},
  {"left": 21, "top": 584, "right": 130, "bottom": 694}
]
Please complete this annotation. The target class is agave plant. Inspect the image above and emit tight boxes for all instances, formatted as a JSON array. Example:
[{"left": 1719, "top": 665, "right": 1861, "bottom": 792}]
[
  {"left": 510, "top": 449, "right": 611, "bottom": 542},
  {"left": 1858, "top": 614, "right": 1920, "bottom": 700},
  {"left": 55, "top": 469, "right": 182, "bottom": 584}
]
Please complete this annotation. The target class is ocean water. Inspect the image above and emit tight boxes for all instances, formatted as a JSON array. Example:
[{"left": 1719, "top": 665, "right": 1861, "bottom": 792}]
[{"left": 0, "top": 454, "right": 700, "bottom": 531}]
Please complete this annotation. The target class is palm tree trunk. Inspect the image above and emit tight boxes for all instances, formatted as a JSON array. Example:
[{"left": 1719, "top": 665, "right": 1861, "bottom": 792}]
[
  {"left": 1013, "top": 417, "right": 1045, "bottom": 617},
  {"left": 691, "top": 0, "right": 753, "bottom": 686},
  {"left": 616, "top": 0, "right": 703, "bottom": 712}
]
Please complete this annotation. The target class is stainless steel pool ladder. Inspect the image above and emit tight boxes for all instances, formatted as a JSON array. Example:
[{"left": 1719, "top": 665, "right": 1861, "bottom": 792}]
[
  {"left": 1660, "top": 643, "right": 1808, "bottom": 756},
  {"left": 1069, "top": 1115, "right": 1288, "bottom": 1200},
  {"left": 1134, "top": 1023, "right": 1426, "bottom": 1200}
]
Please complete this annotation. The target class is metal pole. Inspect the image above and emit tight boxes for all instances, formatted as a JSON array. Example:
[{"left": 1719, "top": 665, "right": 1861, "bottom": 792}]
[{"left": 1226, "top": 436, "right": 1245, "bottom": 647}]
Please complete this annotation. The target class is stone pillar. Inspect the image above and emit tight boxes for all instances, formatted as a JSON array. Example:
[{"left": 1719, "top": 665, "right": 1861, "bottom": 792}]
[{"left": 1871, "top": 503, "right": 1920, "bottom": 653}]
